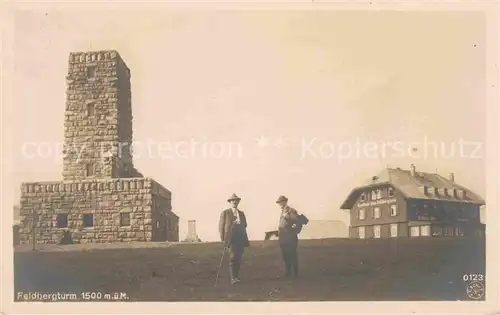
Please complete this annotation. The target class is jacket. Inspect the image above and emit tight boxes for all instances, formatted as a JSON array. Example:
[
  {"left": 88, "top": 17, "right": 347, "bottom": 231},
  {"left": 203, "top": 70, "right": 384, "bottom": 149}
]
[
  {"left": 219, "top": 208, "right": 250, "bottom": 248},
  {"left": 278, "top": 206, "right": 303, "bottom": 243}
]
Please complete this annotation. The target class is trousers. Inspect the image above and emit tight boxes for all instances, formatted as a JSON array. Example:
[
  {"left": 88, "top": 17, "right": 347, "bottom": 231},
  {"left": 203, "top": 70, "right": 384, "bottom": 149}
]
[
  {"left": 279, "top": 239, "right": 298, "bottom": 276},
  {"left": 228, "top": 245, "right": 244, "bottom": 279}
]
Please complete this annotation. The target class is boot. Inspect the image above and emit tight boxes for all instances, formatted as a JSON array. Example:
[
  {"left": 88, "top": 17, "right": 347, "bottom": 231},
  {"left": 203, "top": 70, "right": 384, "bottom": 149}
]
[
  {"left": 234, "top": 263, "right": 241, "bottom": 281},
  {"left": 229, "top": 265, "right": 240, "bottom": 284},
  {"left": 284, "top": 261, "right": 291, "bottom": 277}
]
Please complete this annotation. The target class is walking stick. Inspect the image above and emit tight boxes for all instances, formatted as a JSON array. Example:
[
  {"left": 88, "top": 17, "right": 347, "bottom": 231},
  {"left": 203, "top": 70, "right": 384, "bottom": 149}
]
[{"left": 214, "top": 245, "right": 227, "bottom": 287}]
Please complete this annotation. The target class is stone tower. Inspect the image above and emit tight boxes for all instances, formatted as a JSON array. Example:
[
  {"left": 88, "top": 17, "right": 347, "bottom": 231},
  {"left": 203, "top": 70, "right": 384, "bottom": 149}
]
[
  {"left": 18, "top": 50, "right": 179, "bottom": 245},
  {"left": 183, "top": 220, "right": 202, "bottom": 242},
  {"left": 63, "top": 50, "right": 135, "bottom": 180}
]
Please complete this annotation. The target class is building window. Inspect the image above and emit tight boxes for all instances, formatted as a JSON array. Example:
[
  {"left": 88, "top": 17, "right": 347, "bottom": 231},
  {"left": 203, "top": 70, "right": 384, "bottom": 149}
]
[
  {"left": 388, "top": 187, "right": 395, "bottom": 197},
  {"left": 390, "top": 204, "right": 397, "bottom": 216},
  {"left": 373, "top": 225, "right": 381, "bottom": 238},
  {"left": 373, "top": 207, "right": 381, "bottom": 219},
  {"left": 420, "top": 225, "right": 431, "bottom": 236},
  {"left": 455, "top": 227, "right": 465, "bottom": 237},
  {"left": 156, "top": 220, "right": 160, "bottom": 229},
  {"left": 358, "top": 208, "right": 365, "bottom": 220},
  {"left": 86, "top": 164, "right": 95, "bottom": 177},
  {"left": 358, "top": 226, "right": 365, "bottom": 239},
  {"left": 83, "top": 214, "right": 93, "bottom": 228},
  {"left": 360, "top": 193, "right": 366, "bottom": 201},
  {"left": 410, "top": 226, "right": 420, "bottom": 237},
  {"left": 371, "top": 189, "right": 382, "bottom": 200},
  {"left": 120, "top": 213, "right": 130, "bottom": 226},
  {"left": 390, "top": 224, "right": 398, "bottom": 237},
  {"left": 56, "top": 214, "right": 68, "bottom": 228},
  {"left": 443, "top": 226, "right": 453, "bottom": 236},
  {"left": 87, "top": 103, "right": 95, "bottom": 116},
  {"left": 86, "top": 66, "right": 97, "bottom": 78}
]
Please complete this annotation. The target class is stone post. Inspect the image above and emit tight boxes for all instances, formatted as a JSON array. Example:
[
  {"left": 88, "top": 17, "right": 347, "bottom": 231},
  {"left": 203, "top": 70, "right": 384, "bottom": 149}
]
[{"left": 183, "top": 220, "right": 201, "bottom": 242}]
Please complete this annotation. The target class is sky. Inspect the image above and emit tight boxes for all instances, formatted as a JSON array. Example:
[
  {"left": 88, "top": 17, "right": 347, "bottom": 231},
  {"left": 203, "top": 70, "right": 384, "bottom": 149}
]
[{"left": 10, "top": 10, "right": 487, "bottom": 241}]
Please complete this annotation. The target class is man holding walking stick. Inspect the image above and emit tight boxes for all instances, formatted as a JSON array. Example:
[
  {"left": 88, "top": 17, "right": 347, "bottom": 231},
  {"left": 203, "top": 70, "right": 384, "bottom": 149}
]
[{"left": 218, "top": 193, "right": 249, "bottom": 285}]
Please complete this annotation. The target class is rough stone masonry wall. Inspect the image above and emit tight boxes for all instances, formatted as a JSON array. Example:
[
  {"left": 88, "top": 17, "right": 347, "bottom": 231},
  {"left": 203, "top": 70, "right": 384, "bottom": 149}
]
[
  {"left": 150, "top": 180, "right": 179, "bottom": 242},
  {"left": 63, "top": 51, "right": 132, "bottom": 180},
  {"left": 19, "top": 178, "right": 155, "bottom": 244},
  {"left": 17, "top": 50, "right": 179, "bottom": 245},
  {"left": 116, "top": 56, "right": 135, "bottom": 178}
]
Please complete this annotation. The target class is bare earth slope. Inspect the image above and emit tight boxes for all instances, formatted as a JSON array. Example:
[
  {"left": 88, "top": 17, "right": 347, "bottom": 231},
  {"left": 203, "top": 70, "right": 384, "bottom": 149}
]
[{"left": 14, "top": 237, "right": 485, "bottom": 301}]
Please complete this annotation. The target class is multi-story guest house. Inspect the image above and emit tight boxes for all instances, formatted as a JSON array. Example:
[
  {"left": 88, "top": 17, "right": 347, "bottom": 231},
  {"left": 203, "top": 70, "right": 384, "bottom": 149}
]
[{"left": 340, "top": 165, "right": 485, "bottom": 238}]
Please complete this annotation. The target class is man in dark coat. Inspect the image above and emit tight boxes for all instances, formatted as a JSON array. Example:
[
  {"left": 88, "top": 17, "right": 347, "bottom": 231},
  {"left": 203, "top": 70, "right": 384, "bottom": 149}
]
[
  {"left": 276, "top": 195, "right": 305, "bottom": 278},
  {"left": 219, "top": 193, "right": 250, "bottom": 284}
]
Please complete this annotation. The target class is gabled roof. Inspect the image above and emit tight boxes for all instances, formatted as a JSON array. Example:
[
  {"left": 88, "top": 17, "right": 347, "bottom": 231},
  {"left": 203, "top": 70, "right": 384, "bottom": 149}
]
[{"left": 340, "top": 167, "right": 485, "bottom": 209}]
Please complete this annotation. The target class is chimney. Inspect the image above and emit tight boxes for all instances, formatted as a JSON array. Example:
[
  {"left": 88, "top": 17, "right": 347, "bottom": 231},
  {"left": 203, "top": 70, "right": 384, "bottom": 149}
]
[
  {"left": 410, "top": 164, "right": 416, "bottom": 177},
  {"left": 449, "top": 173, "right": 455, "bottom": 183}
]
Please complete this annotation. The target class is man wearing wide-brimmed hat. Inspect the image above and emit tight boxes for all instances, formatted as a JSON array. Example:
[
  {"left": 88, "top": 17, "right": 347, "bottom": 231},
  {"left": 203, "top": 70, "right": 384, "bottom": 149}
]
[
  {"left": 276, "top": 195, "right": 307, "bottom": 278},
  {"left": 219, "top": 193, "right": 250, "bottom": 284}
]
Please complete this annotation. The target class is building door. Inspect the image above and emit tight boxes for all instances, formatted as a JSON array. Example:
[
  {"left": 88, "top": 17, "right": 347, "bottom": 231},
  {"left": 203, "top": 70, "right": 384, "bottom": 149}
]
[
  {"left": 420, "top": 225, "right": 431, "bottom": 236},
  {"left": 410, "top": 226, "right": 420, "bottom": 237},
  {"left": 153, "top": 220, "right": 166, "bottom": 242},
  {"left": 167, "top": 223, "right": 168, "bottom": 242},
  {"left": 358, "top": 226, "right": 365, "bottom": 239},
  {"left": 444, "top": 226, "right": 454, "bottom": 236}
]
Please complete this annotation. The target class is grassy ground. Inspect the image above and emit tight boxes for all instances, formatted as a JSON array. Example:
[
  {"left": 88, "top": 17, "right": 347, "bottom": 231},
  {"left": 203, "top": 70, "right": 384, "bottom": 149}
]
[{"left": 14, "top": 237, "right": 485, "bottom": 301}]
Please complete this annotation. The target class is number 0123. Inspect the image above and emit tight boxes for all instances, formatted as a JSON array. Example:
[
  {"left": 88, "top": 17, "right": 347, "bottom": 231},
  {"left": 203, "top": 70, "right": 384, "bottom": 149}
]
[{"left": 462, "top": 273, "right": 484, "bottom": 282}]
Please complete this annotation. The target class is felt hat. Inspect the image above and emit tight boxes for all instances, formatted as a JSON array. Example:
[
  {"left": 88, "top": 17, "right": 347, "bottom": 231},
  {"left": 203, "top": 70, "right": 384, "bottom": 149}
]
[
  {"left": 227, "top": 193, "right": 241, "bottom": 202},
  {"left": 276, "top": 195, "right": 288, "bottom": 203}
]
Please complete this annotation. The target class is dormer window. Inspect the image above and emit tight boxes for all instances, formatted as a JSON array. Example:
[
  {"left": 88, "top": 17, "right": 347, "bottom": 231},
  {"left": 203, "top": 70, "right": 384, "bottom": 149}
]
[
  {"left": 388, "top": 187, "right": 395, "bottom": 197},
  {"left": 371, "top": 189, "right": 382, "bottom": 200},
  {"left": 434, "top": 188, "right": 439, "bottom": 195},
  {"left": 360, "top": 193, "right": 366, "bottom": 202},
  {"left": 423, "top": 186, "right": 429, "bottom": 195},
  {"left": 444, "top": 188, "right": 449, "bottom": 196}
]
